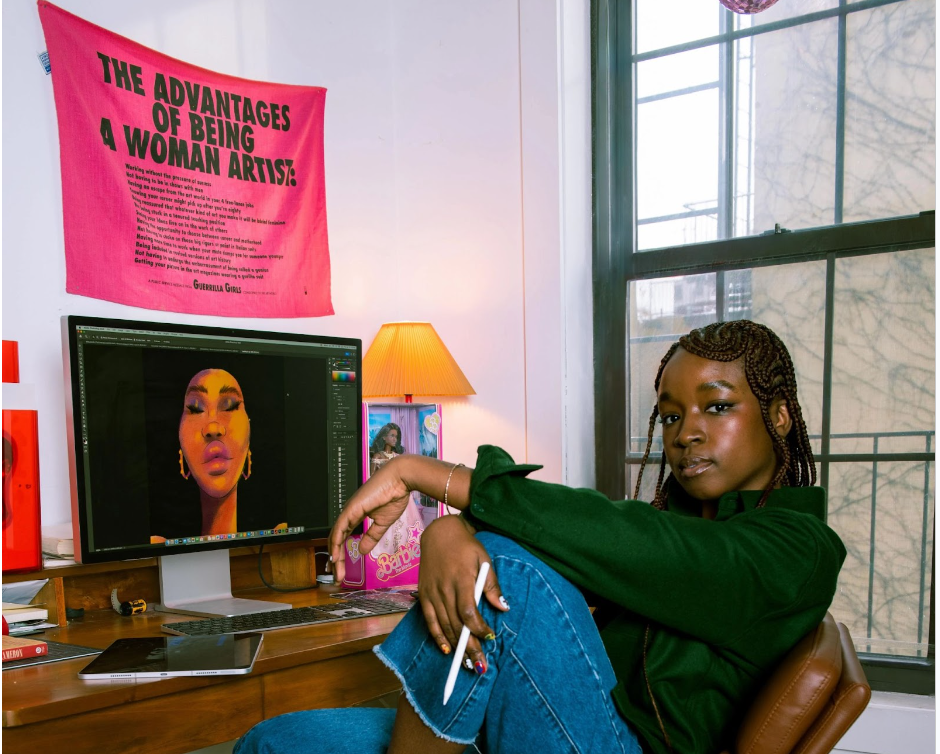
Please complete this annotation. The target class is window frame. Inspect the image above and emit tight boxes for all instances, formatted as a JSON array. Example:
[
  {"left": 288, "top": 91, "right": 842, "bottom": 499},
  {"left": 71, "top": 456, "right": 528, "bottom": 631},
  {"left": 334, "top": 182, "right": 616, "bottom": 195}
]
[{"left": 591, "top": 0, "right": 936, "bottom": 693}]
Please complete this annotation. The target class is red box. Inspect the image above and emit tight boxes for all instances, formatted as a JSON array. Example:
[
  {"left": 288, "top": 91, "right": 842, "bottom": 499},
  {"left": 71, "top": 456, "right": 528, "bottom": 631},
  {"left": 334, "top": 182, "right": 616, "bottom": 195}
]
[
  {"left": 2, "top": 407, "right": 42, "bottom": 574},
  {"left": 2, "top": 341, "right": 42, "bottom": 575}
]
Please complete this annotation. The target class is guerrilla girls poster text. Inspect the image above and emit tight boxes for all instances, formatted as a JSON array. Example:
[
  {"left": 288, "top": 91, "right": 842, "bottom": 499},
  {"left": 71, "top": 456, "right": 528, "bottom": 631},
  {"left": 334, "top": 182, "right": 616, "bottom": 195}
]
[{"left": 38, "top": 1, "right": 333, "bottom": 317}]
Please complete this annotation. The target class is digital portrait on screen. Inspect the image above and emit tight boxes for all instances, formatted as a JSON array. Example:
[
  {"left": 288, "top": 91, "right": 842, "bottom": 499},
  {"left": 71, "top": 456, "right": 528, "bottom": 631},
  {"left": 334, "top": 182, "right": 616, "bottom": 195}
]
[{"left": 80, "top": 344, "right": 330, "bottom": 550}]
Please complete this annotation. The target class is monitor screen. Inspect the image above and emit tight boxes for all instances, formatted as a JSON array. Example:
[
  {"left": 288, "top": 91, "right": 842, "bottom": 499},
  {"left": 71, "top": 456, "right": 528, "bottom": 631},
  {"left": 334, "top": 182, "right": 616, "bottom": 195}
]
[{"left": 64, "top": 316, "right": 362, "bottom": 564}]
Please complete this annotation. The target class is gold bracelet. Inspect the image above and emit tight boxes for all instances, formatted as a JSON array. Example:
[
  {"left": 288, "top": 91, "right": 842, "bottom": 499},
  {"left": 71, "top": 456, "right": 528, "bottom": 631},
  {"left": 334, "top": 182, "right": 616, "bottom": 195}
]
[{"left": 443, "top": 463, "right": 465, "bottom": 511}]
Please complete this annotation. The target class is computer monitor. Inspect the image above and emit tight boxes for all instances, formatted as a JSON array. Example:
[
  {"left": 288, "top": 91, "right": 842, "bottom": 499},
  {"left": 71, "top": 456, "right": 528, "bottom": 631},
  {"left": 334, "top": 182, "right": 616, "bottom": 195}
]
[{"left": 63, "top": 315, "right": 362, "bottom": 617}]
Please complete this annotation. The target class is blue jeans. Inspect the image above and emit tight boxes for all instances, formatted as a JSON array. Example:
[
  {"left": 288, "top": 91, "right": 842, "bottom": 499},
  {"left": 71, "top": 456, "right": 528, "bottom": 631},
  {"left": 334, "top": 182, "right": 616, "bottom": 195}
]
[{"left": 235, "top": 533, "right": 641, "bottom": 754}]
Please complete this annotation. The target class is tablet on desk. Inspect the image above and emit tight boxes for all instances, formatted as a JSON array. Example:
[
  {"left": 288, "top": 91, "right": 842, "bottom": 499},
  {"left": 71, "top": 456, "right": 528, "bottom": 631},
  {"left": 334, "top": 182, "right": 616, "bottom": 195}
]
[{"left": 77, "top": 633, "right": 263, "bottom": 679}]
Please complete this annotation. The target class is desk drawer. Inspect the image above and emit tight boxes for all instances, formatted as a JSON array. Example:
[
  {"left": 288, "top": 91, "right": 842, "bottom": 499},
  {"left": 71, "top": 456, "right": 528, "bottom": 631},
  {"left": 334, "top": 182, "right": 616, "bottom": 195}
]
[
  {"left": 3, "top": 677, "right": 262, "bottom": 754},
  {"left": 262, "top": 650, "right": 400, "bottom": 716}
]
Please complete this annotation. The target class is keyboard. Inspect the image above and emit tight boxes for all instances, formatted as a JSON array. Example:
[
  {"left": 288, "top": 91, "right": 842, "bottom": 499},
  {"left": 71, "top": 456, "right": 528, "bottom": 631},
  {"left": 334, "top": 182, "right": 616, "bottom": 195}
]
[{"left": 160, "top": 595, "right": 414, "bottom": 636}]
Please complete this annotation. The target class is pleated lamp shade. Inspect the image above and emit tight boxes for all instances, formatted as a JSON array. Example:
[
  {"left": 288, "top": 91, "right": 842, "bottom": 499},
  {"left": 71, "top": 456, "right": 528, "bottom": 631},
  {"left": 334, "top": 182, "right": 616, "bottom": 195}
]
[{"left": 363, "top": 322, "right": 475, "bottom": 402}]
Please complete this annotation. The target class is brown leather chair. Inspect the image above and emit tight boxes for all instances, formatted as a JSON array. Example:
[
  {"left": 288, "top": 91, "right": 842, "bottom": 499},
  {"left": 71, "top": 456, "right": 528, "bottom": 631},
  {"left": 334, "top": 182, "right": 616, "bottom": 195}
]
[{"left": 722, "top": 613, "right": 871, "bottom": 754}]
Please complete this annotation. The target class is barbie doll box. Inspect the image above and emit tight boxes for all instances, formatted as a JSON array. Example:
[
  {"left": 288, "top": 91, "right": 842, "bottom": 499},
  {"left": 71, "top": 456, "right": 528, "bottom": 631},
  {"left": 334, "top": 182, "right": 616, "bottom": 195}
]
[{"left": 341, "top": 403, "right": 445, "bottom": 590}]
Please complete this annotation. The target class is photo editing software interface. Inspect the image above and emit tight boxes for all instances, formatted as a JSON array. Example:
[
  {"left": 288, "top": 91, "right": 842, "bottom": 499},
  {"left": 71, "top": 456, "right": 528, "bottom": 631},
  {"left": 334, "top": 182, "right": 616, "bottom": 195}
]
[{"left": 69, "top": 319, "right": 361, "bottom": 562}]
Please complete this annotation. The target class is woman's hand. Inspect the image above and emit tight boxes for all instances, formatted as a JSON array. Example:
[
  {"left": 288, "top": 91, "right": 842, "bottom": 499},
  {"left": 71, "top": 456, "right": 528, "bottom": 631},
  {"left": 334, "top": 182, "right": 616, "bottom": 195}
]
[
  {"left": 328, "top": 456, "right": 413, "bottom": 584},
  {"left": 418, "top": 515, "right": 509, "bottom": 672},
  {"left": 329, "top": 456, "right": 474, "bottom": 584}
]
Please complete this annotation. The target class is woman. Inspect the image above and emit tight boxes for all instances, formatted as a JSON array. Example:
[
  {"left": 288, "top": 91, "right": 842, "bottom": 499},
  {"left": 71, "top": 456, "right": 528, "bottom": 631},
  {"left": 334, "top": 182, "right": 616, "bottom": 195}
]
[
  {"left": 177, "top": 367, "right": 251, "bottom": 536},
  {"left": 370, "top": 422, "right": 404, "bottom": 475},
  {"left": 237, "top": 321, "right": 845, "bottom": 754}
]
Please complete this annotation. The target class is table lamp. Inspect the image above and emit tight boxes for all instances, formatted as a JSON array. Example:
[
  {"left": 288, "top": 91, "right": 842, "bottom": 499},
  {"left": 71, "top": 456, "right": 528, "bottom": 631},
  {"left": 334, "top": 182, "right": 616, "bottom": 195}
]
[{"left": 363, "top": 322, "right": 475, "bottom": 403}]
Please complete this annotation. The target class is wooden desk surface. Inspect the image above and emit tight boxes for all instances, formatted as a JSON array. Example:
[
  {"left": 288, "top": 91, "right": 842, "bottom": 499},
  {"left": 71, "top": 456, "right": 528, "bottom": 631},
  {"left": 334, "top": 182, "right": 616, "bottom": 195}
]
[{"left": 2, "top": 585, "right": 404, "bottom": 754}]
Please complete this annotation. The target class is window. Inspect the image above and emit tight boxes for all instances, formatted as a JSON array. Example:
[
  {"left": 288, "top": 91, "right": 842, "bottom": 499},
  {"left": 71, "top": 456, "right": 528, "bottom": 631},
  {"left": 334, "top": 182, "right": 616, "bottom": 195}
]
[{"left": 593, "top": 0, "right": 935, "bottom": 691}]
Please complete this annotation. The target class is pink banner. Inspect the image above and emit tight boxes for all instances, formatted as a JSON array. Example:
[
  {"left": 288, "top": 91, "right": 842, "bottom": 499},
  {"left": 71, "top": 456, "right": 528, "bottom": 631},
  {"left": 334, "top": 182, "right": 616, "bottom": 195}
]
[{"left": 38, "top": 1, "right": 333, "bottom": 318}]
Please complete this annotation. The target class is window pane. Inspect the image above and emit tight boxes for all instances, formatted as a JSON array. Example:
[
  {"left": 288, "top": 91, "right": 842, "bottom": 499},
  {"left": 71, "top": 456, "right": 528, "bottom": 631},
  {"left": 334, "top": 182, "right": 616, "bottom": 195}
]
[
  {"left": 829, "top": 248, "right": 935, "bottom": 661},
  {"left": 739, "top": 19, "right": 839, "bottom": 235},
  {"left": 828, "top": 461, "right": 934, "bottom": 658},
  {"left": 831, "top": 249, "right": 936, "bottom": 438},
  {"left": 636, "top": 0, "right": 719, "bottom": 54},
  {"left": 843, "top": 0, "right": 936, "bottom": 222},
  {"left": 722, "top": 269, "right": 754, "bottom": 319},
  {"left": 638, "top": 215, "right": 718, "bottom": 251},
  {"left": 734, "top": 0, "right": 839, "bottom": 30},
  {"left": 637, "top": 46, "right": 718, "bottom": 100},
  {"left": 637, "top": 90, "right": 719, "bottom": 247},
  {"left": 733, "top": 34, "right": 758, "bottom": 237},
  {"left": 747, "top": 261, "right": 827, "bottom": 453}
]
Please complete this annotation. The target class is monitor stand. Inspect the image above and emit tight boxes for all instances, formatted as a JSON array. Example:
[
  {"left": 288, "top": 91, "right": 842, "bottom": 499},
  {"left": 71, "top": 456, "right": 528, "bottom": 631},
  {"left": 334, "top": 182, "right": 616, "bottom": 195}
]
[{"left": 155, "top": 549, "right": 293, "bottom": 618}]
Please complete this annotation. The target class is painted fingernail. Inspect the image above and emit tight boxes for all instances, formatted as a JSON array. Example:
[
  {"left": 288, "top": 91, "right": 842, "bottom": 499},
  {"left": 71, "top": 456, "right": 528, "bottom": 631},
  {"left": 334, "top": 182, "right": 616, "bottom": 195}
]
[
  {"left": 464, "top": 658, "right": 474, "bottom": 671},
  {"left": 474, "top": 660, "right": 486, "bottom": 675},
  {"left": 484, "top": 632, "right": 496, "bottom": 641},
  {"left": 441, "top": 643, "right": 450, "bottom": 655},
  {"left": 498, "top": 596, "right": 510, "bottom": 610}
]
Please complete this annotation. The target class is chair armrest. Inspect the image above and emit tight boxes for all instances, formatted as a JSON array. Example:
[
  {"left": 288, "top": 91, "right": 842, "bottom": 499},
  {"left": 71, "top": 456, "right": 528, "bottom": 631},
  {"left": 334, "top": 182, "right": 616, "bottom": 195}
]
[
  {"left": 792, "top": 623, "right": 871, "bottom": 754},
  {"left": 737, "top": 614, "right": 842, "bottom": 754}
]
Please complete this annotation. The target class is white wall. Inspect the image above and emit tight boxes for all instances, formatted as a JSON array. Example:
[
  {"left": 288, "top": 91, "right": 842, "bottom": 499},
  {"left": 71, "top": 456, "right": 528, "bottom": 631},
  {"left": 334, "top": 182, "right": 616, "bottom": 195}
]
[{"left": 1, "top": 0, "right": 595, "bottom": 526}]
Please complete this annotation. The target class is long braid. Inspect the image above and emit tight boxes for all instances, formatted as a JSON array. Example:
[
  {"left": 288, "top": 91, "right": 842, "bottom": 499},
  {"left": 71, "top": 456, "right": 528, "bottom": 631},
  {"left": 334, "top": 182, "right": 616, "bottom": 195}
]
[
  {"left": 634, "top": 321, "right": 815, "bottom": 753},
  {"left": 652, "top": 452, "right": 669, "bottom": 510},
  {"left": 634, "top": 405, "right": 661, "bottom": 500},
  {"left": 636, "top": 342, "right": 681, "bottom": 505}
]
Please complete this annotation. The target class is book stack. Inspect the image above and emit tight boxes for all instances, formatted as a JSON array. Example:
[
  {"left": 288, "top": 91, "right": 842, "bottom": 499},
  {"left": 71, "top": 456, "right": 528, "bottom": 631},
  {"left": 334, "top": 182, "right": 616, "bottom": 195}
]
[
  {"left": 1, "top": 602, "right": 53, "bottom": 635},
  {"left": 42, "top": 523, "right": 74, "bottom": 559},
  {"left": 2, "top": 635, "right": 48, "bottom": 661}
]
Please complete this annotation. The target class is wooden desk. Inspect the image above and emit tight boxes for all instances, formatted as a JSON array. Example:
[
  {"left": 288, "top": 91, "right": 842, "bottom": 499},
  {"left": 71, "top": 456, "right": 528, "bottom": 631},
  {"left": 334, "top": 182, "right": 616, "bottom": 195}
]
[{"left": 2, "top": 549, "right": 404, "bottom": 754}]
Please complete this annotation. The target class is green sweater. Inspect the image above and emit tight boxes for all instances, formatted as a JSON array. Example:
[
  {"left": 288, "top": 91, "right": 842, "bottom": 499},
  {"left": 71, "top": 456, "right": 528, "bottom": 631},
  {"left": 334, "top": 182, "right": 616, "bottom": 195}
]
[{"left": 463, "top": 445, "right": 846, "bottom": 754}]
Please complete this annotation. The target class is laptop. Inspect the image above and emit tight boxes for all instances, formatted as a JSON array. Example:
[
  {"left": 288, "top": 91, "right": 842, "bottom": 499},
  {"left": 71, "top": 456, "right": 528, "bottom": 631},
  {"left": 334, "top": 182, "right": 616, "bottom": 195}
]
[{"left": 77, "top": 633, "right": 263, "bottom": 679}]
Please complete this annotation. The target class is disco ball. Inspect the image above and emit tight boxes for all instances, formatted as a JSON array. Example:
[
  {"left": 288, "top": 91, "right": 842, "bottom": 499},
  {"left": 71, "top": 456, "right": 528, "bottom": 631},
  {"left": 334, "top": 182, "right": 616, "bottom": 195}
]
[{"left": 719, "top": 0, "right": 781, "bottom": 13}]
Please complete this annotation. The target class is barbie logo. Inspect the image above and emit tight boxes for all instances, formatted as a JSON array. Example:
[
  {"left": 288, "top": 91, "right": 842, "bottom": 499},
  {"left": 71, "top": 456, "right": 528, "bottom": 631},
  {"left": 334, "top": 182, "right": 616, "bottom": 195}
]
[
  {"left": 374, "top": 538, "right": 421, "bottom": 581},
  {"left": 423, "top": 412, "right": 441, "bottom": 435},
  {"left": 346, "top": 536, "right": 361, "bottom": 564}
]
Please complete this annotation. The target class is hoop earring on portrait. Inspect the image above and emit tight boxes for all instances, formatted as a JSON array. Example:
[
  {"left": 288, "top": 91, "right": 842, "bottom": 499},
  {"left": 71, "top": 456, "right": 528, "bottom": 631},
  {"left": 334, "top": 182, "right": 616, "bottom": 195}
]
[
  {"left": 242, "top": 450, "right": 252, "bottom": 480},
  {"left": 178, "top": 449, "right": 190, "bottom": 480}
]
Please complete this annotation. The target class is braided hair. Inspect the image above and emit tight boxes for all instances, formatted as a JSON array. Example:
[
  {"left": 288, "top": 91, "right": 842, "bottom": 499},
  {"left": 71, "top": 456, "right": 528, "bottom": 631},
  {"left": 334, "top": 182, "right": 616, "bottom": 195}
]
[{"left": 633, "top": 320, "right": 815, "bottom": 509}]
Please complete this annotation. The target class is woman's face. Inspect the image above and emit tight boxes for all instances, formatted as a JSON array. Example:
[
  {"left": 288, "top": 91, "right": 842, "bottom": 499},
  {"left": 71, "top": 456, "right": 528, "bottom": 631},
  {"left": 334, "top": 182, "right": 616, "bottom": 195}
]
[
  {"left": 179, "top": 369, "right": 250, "bottom": 499},
  {"left": 657, "top": 348, "right": 789, "bottom": 502},
  {"left": 384, "top": 428, "right": 399, "bottom": 449}
]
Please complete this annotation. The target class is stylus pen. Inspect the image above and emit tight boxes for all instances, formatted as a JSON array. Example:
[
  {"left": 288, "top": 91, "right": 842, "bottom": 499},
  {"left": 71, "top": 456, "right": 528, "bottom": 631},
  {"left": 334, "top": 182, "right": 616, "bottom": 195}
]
[{"left": 442, "top": 561, "right": 490, "bottom": 706}]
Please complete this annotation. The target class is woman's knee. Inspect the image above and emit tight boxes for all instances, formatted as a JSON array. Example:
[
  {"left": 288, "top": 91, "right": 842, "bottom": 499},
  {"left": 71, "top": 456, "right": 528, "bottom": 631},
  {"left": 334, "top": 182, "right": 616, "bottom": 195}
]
[
  {"left": 476, "top": 534, "right": 584, "bottom": 604},
  {"left": 235, "top": 716, "right": 287, "bottom": 754},
  {"left": 475, "top": 532, "right": 559, "bottom": 584}
]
